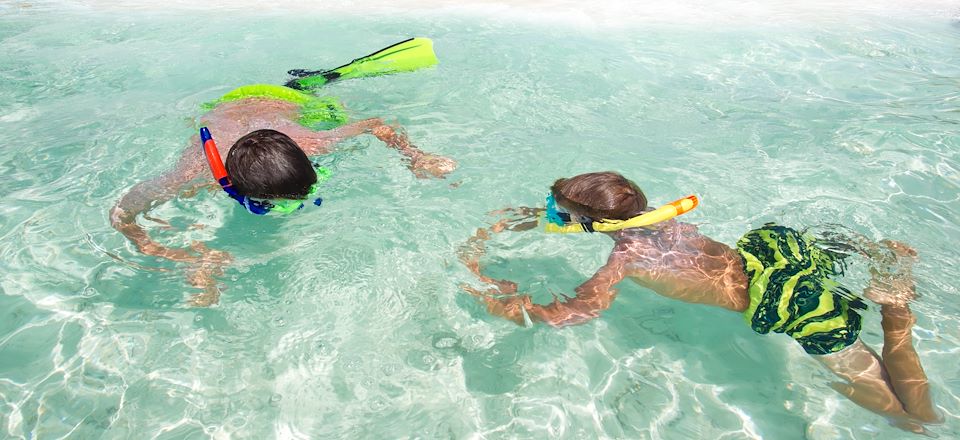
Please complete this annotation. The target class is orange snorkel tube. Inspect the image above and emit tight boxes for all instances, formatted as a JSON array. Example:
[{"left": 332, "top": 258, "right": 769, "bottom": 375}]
[
  {"left": 200, "top": 127, "right": 246, "bottom": 207},
  {"left": 201, "top": 127, "right": 229, "bottom": 187}
]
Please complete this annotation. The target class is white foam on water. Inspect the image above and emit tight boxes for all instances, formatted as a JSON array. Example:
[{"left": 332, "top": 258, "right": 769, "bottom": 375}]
[{"left": 41, "top": 0, "right": 960, "bottom": 28}]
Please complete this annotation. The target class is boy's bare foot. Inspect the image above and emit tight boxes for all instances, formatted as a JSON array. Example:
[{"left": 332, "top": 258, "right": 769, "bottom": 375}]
[
  {"left": 891, "top": 419, "right": 928, "bottom": 435},
  {"left": 864, "top": 240, "right": 918, "bottom": 307},
  {"left": 879, "top": 239, "right": 917, "bottom": 258}
]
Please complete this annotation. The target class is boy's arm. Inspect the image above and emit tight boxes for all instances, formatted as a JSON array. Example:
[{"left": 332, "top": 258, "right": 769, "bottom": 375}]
[
  {"left": 284, "top": 118, "right": 385, "bottom": 156},
  {"left": 111, "top": 160, "right": 199, "bottom": 261},
  {"left": 480, "top": 254, "right": 628, "bottom": 327},
  {"left": 284, "top": 118, "right": 456, "bottom": 178},
  {"left": 111, "top": 146, "right": 232, "bottom": 305},
  {"left": 110, "top": 143, "right": 226, "bottom": 265},
  {"left": 370, "top": 124, "right": 456, "bottom": 179}
]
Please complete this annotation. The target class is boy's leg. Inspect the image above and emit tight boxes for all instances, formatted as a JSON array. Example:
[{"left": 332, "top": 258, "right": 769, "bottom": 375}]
[
  {"left": 814, "top": 340, "right": 910, "bottom": 420},
  {"left": 862, "top": 241, "right": 940, "bottom": 423},
  {"left": 877, "top": 304, "right": 939, "bottom": 423},
  {"left": 817, "top": 239, "right": 939, "bottom": 425}
]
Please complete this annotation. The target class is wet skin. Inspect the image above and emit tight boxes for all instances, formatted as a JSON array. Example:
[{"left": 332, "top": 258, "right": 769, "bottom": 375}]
[
  {"left": 111, "top": 98, "right": 456, "bottom": 305},
  {"left": 461, "top": 204, "right": 940, "bottom": 430}
]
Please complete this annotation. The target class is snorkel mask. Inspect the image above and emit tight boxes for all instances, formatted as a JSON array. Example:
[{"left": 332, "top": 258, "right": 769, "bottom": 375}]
[
  {"left": 545, "top": 193, "right": 583, "bottom": 226},
  {"left": 544, "top": 192, "right": 699, "bottom": 233},
  {"left": 200, "top": 127, "right": 329, "bottom": 215}
]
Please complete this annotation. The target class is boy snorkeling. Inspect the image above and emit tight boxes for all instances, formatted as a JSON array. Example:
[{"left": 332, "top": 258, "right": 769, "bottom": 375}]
[
  {"left": 460, "top": 171, "right": 940, "bottom": 431},
  {"left": 111, "top": 38, "right": 455, "bottom": 305}
]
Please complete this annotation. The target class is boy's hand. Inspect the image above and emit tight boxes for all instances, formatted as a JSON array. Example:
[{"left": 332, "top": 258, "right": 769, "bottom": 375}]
[
  {"left": 371, "top": 124, "right": 408, "bottom": 148},
  {"left": 185, "top": 242, "right": 233, "bottom": 306},
  {"left": 524, "top": 302, "right": 597, "bottom": 327},
  {"left": 490, "top": 218, "right": 538, "bottom": 233},
  {"left": 484, "top": 295, "right": 532, "bottom": 325},
  {"left": 488, "top": 206, "right": 543, "bottom": 218},
  {"left": 462, "top": 283, "right": 530, "bottom": 326},
  {"left": 370, "top": 123, "right": 457, "bottom": 179},
  {"left": 190, "top": 241, "right": 232, "bottom": 265},
  {"left": 409, "top": 153, "right": 457, "bottom": 179},
  {"left": 487, "top": 207, "right": 543, "bottom": 232}
]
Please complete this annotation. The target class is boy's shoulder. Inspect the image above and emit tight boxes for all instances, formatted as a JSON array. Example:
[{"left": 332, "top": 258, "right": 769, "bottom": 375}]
[{"left": 611, "top": 220, "right": 715, "bottom": 258}]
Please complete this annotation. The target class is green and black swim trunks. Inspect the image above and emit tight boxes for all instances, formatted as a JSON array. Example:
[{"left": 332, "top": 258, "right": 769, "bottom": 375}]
[{"left": 737, "top": 224, "right": 867, "bottom": 355}]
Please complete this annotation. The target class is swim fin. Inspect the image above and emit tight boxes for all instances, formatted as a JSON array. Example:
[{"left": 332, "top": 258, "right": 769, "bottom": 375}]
[{"left": 285, "top": 37, "right": 438, "bottom": 90}]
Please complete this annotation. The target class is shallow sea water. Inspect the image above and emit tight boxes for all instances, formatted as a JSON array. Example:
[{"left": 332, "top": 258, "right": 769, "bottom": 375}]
[{"left": 0, "top": 1, "right": 959, "bottom": 439}]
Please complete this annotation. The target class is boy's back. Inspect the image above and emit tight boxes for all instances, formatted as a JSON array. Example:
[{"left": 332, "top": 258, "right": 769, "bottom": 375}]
[{"left": 612, "top": 222, "right": 750, "bottom": 312}]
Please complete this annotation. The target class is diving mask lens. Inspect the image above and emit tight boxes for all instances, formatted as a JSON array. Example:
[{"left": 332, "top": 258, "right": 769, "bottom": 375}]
[
  {"left": 248, "top": 183, "right": 322, "bottom": 215},
  {"left": 265, "top": 199, "right": 304, "bottom": 214},
  {"left": 545, "top": 194, "right": 572, "bottom": 226}
]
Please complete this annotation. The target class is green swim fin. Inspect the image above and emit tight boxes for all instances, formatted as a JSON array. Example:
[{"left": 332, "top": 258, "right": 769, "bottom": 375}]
[{"left": 285, "top": 37, "right": 438, "bottom": 90}]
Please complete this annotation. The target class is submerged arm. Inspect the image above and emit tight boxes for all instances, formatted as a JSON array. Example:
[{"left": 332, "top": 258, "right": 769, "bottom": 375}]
[
  {"left": 475, "top": 251, "right": 628, "bottom": 327},
  {"left": 110, "top": 145, "right": 204, "bottom": 262},
  {"left": 460, "top": 209, "right": 627, "bottom": 326},
  {"left": 110, "top": 142, "right": 228, "bottom": 263},
  {"left": 110, "top": 143, "right": 232, "bottom": 305},
  {"left": 285, "top": 118, "right": 385, "bottom": 156},
  {"left": 525, "top": 256, "right": 627, "bottom": 327},
  {"left": 285, "top": 118, "right": 456, "bottom": 178},
  {"left": 371, "top": 124, "right": 457, "bottom": 178}
]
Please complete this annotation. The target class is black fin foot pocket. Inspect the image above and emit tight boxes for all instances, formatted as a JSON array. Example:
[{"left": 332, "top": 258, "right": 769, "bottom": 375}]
[
  {"left": 284, "top": 79, "right": 305, "bottom": 90},
  {"left": 287, "top": 69, "right": 322, "bottom": 77}
]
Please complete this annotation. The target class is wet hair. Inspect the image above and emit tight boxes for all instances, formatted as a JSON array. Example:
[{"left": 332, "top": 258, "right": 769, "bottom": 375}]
[
  {"left": 225, "top": 129, "right": 317, "bottom": 199},
  {"left": 551, "top": 171, "right": 648, "bottom": 220}
]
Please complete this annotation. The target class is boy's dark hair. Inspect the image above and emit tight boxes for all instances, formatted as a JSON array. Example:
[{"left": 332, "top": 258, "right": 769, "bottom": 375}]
[
  {"left": 225, "top": 129, "right": 317, "bottom": 199},
  {"left": 551, "top": 172, "right": 647, "bottom": 220}
]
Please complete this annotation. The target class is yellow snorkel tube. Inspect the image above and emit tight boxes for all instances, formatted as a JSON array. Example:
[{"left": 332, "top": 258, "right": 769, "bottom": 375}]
[{"left": 544, "top": 195, "right": 699, "bottom": 233}]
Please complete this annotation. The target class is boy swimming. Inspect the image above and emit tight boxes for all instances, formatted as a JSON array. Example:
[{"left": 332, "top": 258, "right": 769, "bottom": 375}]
[
  {"left": 111, "top": 90, "right": 455, "bottom": 306},
  {"left": 460, "top": 171, "right": 940, "bottom": 431},
  {"left": 111, "top": 38, "right": 452, "bottom": 305}
]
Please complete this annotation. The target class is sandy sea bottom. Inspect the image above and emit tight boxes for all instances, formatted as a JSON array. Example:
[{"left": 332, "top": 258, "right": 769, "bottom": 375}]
[{"left": 0, "top": 2, "right": 959, "bottom": 438}]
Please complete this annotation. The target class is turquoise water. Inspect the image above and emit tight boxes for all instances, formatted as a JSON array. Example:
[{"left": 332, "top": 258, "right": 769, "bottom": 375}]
[{"left": 1, "top": 2, "right": 959, "bottom": 438}]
